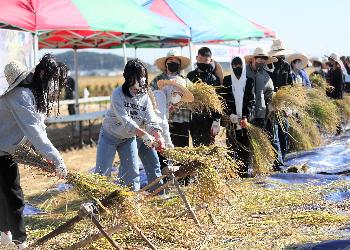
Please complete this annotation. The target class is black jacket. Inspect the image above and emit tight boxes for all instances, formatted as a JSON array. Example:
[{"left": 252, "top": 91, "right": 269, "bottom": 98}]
[
  {"left": 268, "top": 60, "right": 293, "bottom": 91},
  {"left": 187, "top": 69, "right": 221, "bottom": 120},
  {"left": 220, "top": 75, "right": 255, "bottom": 121},
  {"left": 328, "top": 67, "right": 344, "bottom": 99}
]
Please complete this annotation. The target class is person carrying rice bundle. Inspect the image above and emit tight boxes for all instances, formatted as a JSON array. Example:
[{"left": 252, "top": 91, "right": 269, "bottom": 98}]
[
  {"left": 150, "top": 50, "right": 192, "bottom": 148},
  {"left": 220, "top": 55, "right": 255, "bottom": 177},
  {"left": 151, "top": 76, "right": 194, "bottom": 172},
  {"left": 187, "top": 47, "right": 223, "bottom": 146},
  {"left": 0, "top": 55, "right": 68, "bottom": 249},
  {"left": 267, "top": 39, "right": 294, "bottom": 169}
]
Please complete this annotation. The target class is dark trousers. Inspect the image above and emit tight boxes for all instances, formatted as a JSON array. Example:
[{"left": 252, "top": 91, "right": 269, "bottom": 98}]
[
  {"left": 190, "top": 113, "right": 213, "bottom": 147},
  {"left": 169, "top": 122, "right": 190, "bottom": 147},
  {"left": 0, "top": 155, "right": 26, "bottom": 243},
  {"left": 226, "top": 128, "right": 250, "bottom": 177},
  {"left": 277, "top": 118, "right": 289, "bottom": 161},
  {"left": 68, "top": 104, "right": 76, "bottom": 115}
]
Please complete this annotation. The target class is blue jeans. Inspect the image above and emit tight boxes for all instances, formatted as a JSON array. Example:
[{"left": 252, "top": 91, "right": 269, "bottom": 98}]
[{"left": 95, "top": 128, "right": 162, "bottom": 191}]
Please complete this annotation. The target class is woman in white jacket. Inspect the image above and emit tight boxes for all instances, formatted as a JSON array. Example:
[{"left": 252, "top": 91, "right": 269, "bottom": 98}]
[{"left": 149, "top": 76, "right": 194, "bottom": 172}]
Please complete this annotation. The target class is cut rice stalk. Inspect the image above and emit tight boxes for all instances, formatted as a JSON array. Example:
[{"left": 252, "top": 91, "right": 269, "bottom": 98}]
[
  {"left": 246, "top": 124, "right": 275, "bottom": 176},
  {"left": 185, "top": 80, "right": 224, "bottom": 114}
]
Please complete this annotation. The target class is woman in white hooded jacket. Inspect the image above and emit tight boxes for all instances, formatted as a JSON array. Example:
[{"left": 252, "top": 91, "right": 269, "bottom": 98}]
[{"left": 220, "top": 55, "right": 255, "bottom": 177}]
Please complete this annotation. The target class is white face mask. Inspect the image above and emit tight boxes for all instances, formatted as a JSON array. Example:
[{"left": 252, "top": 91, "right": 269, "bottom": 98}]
[
  {"left": 294, "top": 61, "right": 304, "bottom": 71},
  {"left": 134, "top": 77, "right": 146, "bottom": 90},
  {"left": 170, "top": 92, "right": 182, "bottom": 104},
  {"left": 314, "top": 66, "right": 321, "bottom": 72}
]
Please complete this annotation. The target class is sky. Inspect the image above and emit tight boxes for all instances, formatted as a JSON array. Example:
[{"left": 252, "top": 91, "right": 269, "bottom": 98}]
[{"left": 41, "top": 0, "right": 350, "bottom": 64}]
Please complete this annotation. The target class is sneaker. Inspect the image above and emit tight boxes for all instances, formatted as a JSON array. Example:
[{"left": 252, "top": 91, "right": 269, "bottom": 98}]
[
  {"left": 0, "top": 231, "right": 13, "bottom": 245},
  {"left": 17, "top": 241, "right": 27, "bottom": 250}
]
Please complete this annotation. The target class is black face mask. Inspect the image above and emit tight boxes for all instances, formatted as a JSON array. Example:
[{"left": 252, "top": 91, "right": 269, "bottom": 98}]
[
  {"left": 232, "top": 67, "right": 242, "bottom": 78},
  {"left": 167, "top": 62, "right": 180, "bottom": 73},
  {"left": 197, "top": 62, "right": 212, "bottom": 72},
  {"left": 255, "top": 63, "right": 265, "bottom": 71}
]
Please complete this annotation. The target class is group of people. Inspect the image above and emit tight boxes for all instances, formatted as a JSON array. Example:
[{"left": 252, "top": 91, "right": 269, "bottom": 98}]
[{"left": 0, "top": 39, "right": 348, "bottom": 248}]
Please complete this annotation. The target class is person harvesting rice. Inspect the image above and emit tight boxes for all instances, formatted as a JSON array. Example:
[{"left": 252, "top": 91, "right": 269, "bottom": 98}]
[
  {"left": 94, "top": 59, "right": 166, "bottom": 192},
  {"left": 220, "top": 55, "right": 255, "bottom": 177},
  {"left": 0, "top": 55, "right": 68, "bottom": 249},
  {"left": 150, "top": 50, "right": 192, "bottom": 148}
]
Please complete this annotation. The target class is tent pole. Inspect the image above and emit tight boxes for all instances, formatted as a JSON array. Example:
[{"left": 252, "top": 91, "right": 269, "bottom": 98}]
[
  {"left": 189, "top": 40, "right": 194, "bottom": 70},
  {"left": 33, "top": 31, "right": 39, "bottom": 65},
  {"left": 73, "top": 48, "right": 79, "bottom": 115},
  {"left": 134, "top": 46, "right": 137, "bottom": 58},
  {"left": 238, "top": 40, "right": 241, "bottom": 54},
  {"left": 122, "top": 42, "right": 127, "bottom": 66},
  {"left": 189, "top": 27, "right": 194, "bottom": 70}
]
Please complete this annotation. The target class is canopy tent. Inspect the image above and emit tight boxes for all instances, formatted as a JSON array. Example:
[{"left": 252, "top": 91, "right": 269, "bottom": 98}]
[
  {"left": 141, "top": 0, "right": 275, "bottom": 66},
  {"left": 0, "top": 0, "right": 190, "bottom": 112}
]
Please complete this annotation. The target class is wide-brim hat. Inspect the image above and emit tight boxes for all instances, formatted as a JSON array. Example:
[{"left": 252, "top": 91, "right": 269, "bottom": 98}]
[
  {"left": 157, "top": 77, "right": 194, "bottom": 103},
  {"left": 310, "top": 57, "right": 326, "bottom": 69},
  {"left": 286, "top": 53, "right": 309, "bottom": 69},
  {"left": 1, "top": 61, "right": 31, "bottom": 96},
  {"left": 268, "top": 39, "right": 293, "bottom": 57},
  {"left": 245, "top": 47, "right": 278, "bottom": 65},
  {"left": 328, "top": 53, "right": 342, "bottom": 65},
  {"left": 155, "top": 50, "right": 191, "bottom": 72}
]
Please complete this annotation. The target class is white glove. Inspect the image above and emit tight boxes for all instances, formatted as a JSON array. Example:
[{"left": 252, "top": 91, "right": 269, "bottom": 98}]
[
  {"left": 142, "top": 133, "right": 156, "bottom": 148},
  {"left": 285, "top": 107, "right": 292, "bottom": 117},
  {"left": 211, "top": 120, "right": 220, "bottom": 136},
  {"left": 230, "top": 114, "right": 239, "bottom": 124},
  {"left": 55, "top": 163, "right": 67, "bottom": 179}
]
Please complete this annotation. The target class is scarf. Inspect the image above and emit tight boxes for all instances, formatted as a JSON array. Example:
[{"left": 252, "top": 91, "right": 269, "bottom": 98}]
[{"left": 230, "top": 55, "right": 247, "bottom": 120}]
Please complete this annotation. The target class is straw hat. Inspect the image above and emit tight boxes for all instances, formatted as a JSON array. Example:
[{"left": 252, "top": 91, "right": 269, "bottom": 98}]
[
  {"left": 286, "top": 53, "right": 309, "bottom": 69},
  {"left": 310, "top": 57, "right": 326, "bottom": 69},
  {"left": 268, "top": 39, "right": 293, "bottom": 57},
  {"left": 328, "top": 53, "right": 342, "bottom": 65},
  {"left": 155, "top": 50, "right": 191, "bottom": 72},
  {"left": 157, "top": 76, "right": 194, "bottom": 103},
  {"left": 1, "top": 61, "right": 31, "bottom": 96},
  {"left": 245, "top": 47, "right": 278, "bottom": 65}
]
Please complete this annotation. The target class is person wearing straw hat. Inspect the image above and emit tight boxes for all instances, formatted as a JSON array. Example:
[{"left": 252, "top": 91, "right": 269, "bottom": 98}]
[
  {"left": 151, "top": 50, "right": 192, "bottom": 148},
  {"left": 310, "top": 57, "right": 327, "bottom": 79},
  {"left": 245, "top": 47, "right": 276, "bottom": 129},
  {"left": 287, "top": 53, "right": 311, "bottom": 88},
  {"left": 0, "top": 55, "right": 68, "bottom": 249},
  {"left": 267, "top": 40, "right": 294, "bottom": 168},
  {"left": 187, "top": 47, "right": 223, "bottom": 146},
  {"left": 220, "top": 55, "right": 255, "bottom": 177},
  {"left": 326, "top": 53, "right": 344, "bottom": 99},
  {"left": 151, "top": 76, "right": 194, "bottom": 172},
  {"left": 267, "top": 39, "right": 293, "bottom": 91}
]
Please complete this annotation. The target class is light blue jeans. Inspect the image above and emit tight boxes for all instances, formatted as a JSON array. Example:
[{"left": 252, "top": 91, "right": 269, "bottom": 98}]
[{"left": 95, "top": 128, "right": 162, "bottom": 192}]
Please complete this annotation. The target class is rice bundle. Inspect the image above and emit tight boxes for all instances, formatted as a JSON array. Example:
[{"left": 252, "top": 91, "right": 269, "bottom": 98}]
[
  {"left": 309, "top": 74, "right": 328, "bottom": 91},
  {"left": 246, "top": 124, "right": 275, "bottom": 176},
  {"left": 306, "top": 88, "right": 340, "bottom": 134},
  {"left": 163, "top": 146, "right": 239, "bottom": 202},
  {"left": 13, "top": 145, "right": 136, "bottom": 221},
  {"left": 186, "top": 80, "right": 224, "bottom": 114},
  {"left": 334, "top": 95, "right": 350, "bottom": 123},
  {"left": 271, "top": 85, "right": 309, "bottom": 112},
  {"left": 288, "top": 117, "right": 314, "bottom": 151}
]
